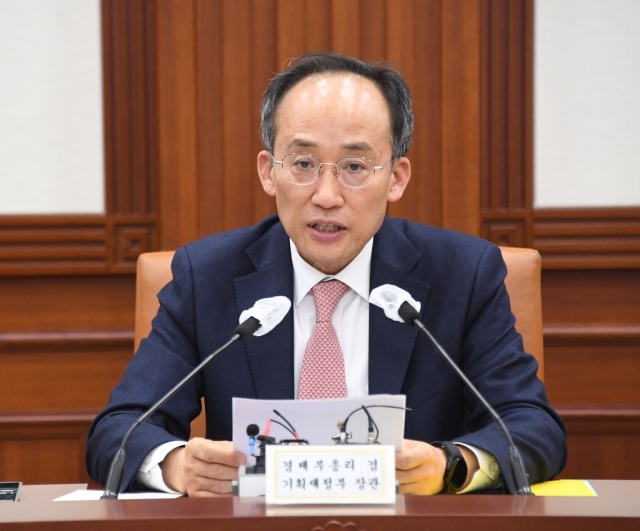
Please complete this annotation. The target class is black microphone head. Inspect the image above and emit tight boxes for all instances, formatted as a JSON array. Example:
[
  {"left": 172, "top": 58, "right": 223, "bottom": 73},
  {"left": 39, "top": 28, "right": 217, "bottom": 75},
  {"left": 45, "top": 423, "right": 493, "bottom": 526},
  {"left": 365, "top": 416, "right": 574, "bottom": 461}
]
[
  {"left": 398, "top": 301, "right": 421, "bottom": 325},
  {"left": 234, "top": 316, "right": 261, "bottom": 341},
  {"left": 246, "top": 423, "right": 260, "bottom": 437}
]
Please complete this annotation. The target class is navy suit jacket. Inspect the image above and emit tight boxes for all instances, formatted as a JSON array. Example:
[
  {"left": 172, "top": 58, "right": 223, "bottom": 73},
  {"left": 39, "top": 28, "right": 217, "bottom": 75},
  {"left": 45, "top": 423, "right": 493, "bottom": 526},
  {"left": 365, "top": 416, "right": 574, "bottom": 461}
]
[{"left": 86, "top": 215, "right": 567, "bottom": 492}]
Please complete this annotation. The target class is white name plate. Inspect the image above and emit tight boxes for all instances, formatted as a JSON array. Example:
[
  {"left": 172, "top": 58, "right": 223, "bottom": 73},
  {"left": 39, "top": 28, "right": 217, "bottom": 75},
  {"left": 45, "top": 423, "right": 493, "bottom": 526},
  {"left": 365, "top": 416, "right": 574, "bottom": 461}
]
[{"left": 265, "top": 445, "right": 395, "bottom": 505}]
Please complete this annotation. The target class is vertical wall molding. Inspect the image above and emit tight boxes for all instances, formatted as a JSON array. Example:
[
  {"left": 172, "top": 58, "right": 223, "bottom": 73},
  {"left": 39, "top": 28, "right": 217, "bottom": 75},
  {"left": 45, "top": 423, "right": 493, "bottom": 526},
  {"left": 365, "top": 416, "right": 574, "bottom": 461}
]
[{"left": 479, "top": 0, "right": 532, "bottom": 248}]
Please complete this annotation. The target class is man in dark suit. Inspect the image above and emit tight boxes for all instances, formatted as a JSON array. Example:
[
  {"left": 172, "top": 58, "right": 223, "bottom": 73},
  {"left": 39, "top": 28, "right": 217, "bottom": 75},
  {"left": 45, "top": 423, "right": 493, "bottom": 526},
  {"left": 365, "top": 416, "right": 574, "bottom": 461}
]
[{"left": 86, "top": 53, "right": 567, "bottom": 496}]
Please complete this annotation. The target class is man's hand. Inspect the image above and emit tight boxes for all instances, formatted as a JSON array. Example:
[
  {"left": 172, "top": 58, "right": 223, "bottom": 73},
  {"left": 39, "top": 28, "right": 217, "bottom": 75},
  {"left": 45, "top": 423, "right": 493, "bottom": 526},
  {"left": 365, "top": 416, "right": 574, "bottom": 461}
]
[
  {"left": 395, "top": 439, "right": 479, "bottom": 495},
  {"left": 160, "top": 438, "right": 246, "bottom": 497},
  {"left": 396, "top": 439, "right": 447, "bottom": 495}
]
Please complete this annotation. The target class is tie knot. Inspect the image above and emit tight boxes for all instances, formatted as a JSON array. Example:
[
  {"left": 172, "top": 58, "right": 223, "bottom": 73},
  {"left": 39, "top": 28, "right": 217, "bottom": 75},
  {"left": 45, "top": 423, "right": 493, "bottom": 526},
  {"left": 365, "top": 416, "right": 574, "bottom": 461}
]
[{"left": 311, "top": 280, "right": 350, "bottom": 322}]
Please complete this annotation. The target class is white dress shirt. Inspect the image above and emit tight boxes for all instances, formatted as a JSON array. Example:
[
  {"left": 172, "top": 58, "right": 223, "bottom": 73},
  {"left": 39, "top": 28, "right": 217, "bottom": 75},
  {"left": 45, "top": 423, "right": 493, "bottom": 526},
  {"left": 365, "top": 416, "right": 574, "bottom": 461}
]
[
  {"left": 291, "top": 238, "right": 372, "bottom": 397},
  {"left": 138, "top": 238, "right": 500, "bottom": 493}
]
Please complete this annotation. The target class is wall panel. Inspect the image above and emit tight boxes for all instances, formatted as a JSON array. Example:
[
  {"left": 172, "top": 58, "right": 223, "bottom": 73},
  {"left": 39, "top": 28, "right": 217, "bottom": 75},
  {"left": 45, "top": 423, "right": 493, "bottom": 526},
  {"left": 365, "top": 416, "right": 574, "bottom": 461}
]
[
  {"left": 0, "top": 275, "right": 134, "bottom": 484},
  {"left": 306, "top": 0, "right": 331, "bottom": 53},
  {"left": 156, "top": 0, "right": 199, "bottom": 250},
  {"left": 359, "top": 0, "right": 386, "bottom": 62},
  {"left": 0, "top": 414, "right": 93, "bottom": 485},
  {"left": 535, "top": 209, "right": 640, "bottom": 269},
  {"left": 186, "top": 0, "right": 484, "bottom": 239},
  {"left": 0, "top": 342, "right": 131, "bottom": 412},
  {"left": 441, "top": 0, "right": 482, "bottom": 235},
  {"left": 411, "top": 0, "right": 442, "bottom": 228},
  {"left": 249, "top": 0, "right": 279, "bottom": 225},
  {"left": 222, "top": 0, "right": 256, "bottom": 231},
  {"left": 195, "top": 0, "right": 225, "bottom": 238},
  {"left": 480, "top": 0, "right": 531, "bottom": 248},
  {"left": 0, "top": 276, "right": 135, "bottom": 331},
  {"left": 276, "top": 0, "right": 306, "bottom": 66},
  {"left": 541, "top": 270, "right": 640, "bottom": 325},
  {"left": 332, "top": 0, "right": 360, "bottom": 57},
  {"left": 558, "top": 411, "right": 640, "bottom": 480},
  {"left": 546, "top": 341, "right": 640, "bottom": 406},
  {"left": 385, "top": 0, "right": 420, "bottom": 222}
]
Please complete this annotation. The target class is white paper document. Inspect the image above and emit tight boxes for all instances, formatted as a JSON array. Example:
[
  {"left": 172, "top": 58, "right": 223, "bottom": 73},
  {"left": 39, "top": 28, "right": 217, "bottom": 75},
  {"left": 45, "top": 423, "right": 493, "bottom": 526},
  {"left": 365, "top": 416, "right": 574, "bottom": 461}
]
[
  {"left": 232, "top": 394, "right": 406, "bottom": 464},
  {"left": 53, "top": 489, "right": 183, "bottom": 501}
]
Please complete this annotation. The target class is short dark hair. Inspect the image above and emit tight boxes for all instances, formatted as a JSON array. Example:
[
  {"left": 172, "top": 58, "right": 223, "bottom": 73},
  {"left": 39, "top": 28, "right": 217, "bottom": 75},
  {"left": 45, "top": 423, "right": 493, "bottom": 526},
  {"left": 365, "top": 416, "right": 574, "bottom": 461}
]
[{"left": 260, "top": 52, "right": 414, "bottom": 159}]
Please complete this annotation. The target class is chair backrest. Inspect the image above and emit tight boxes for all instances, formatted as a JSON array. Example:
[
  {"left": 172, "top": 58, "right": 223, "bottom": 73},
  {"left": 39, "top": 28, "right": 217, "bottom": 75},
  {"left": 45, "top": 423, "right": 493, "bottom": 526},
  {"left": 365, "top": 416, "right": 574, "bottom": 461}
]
[
  {"left": 133, "top": 246, "right": 544, "bottom": 377},
  {"left": 499, "top": 246, "right": 544, "bottom": 381},
  {"left": 134, "top": 251, "right": 176, "bottom": 353}
]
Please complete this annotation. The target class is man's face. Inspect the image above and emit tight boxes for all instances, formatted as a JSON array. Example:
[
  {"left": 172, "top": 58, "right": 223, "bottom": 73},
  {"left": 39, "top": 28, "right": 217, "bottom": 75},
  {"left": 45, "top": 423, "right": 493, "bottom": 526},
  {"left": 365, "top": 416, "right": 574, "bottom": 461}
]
[{"left": 257, "top": 74, "right": 411, "bottom": 275}]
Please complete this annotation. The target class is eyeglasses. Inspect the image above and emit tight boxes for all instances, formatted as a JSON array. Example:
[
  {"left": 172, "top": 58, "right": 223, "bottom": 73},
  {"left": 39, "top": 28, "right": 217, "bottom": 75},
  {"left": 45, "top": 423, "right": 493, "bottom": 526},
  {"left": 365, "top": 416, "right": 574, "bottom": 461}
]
[{"left": 270, "top": 153, "right": 393, "bottom": 189}]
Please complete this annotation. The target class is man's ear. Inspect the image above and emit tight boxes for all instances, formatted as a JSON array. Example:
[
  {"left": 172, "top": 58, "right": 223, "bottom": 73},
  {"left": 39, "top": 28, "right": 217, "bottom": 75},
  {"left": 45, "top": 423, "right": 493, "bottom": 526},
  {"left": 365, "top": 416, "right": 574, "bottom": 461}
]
[
  {"left": 257, "top": 150, "right": 276, "bottom": 197},
  {"left": 387, "top": 157, "right": 411, "bottom": 203}
]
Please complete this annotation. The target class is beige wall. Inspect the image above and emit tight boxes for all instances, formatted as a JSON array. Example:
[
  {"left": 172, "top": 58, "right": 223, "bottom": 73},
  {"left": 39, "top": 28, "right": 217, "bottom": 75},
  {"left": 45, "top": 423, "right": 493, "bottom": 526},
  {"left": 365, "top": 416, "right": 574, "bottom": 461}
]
[
  {"left": 535, "top": 0, "right": 640, "bottom": 208},
  {"left": 0, "top": 0, "right": 104, "bottom": 214}
]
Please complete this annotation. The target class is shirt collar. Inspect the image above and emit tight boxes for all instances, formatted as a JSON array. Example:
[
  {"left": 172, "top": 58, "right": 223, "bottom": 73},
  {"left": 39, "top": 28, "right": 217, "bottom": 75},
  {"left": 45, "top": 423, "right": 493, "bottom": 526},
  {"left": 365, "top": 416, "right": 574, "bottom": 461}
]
[{"left": 290, "top": 238, "right": 373, "bottom": 306}]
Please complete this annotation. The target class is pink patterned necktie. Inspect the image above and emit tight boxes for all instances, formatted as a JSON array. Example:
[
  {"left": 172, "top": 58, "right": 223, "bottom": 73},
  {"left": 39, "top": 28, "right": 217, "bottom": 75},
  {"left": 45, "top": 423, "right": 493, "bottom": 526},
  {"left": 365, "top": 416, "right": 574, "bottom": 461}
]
[{"left": 298, "top": 280, "right": 350, "bottom": 400}]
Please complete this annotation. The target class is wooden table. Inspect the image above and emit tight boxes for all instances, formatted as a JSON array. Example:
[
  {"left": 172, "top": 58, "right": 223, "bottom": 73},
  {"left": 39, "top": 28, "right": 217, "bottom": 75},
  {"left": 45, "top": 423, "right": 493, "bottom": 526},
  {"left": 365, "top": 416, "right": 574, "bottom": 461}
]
[{"left": 1, "top": 481, "right": 639, "bottom": 530}]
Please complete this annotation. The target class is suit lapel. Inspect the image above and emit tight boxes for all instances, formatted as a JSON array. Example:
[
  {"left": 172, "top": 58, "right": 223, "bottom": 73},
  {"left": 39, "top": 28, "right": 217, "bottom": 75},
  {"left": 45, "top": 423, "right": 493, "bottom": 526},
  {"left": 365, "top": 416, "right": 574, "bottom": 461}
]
[
  {"left": 234, "top": 217, "right": 431, "bottom": 398},
  {"left": 369, "top": 219, "right": 430, "bottom": 395},
  {"left": 234, "top": 222, "right": 295, "bottom": 399}
]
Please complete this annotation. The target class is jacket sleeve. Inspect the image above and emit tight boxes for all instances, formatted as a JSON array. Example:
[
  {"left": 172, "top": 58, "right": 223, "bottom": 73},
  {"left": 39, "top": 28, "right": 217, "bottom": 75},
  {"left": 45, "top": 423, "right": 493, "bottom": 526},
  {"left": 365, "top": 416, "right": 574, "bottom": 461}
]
[
  {"left": 453, "top": 244, "right": 567, "bottom": 492},
  {"left": 85, "top": 247, "right": 204, "bottom": 491}
]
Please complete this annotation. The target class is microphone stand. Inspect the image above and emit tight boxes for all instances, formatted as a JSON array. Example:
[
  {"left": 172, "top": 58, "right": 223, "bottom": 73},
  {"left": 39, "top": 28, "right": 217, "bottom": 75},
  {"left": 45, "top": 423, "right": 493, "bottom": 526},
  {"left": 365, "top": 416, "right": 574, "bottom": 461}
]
[
  {"left": 398, "top": 302, "right": 533, "bottom": 496},
  {"left": 101, "top": 317, "right": 261, "bottom": 499}
]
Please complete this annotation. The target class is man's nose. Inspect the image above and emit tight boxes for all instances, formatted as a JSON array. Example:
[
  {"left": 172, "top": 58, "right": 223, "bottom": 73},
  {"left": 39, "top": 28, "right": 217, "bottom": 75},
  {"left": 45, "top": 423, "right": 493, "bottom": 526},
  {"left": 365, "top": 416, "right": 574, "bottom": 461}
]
[{"left": 311, "top": 165, "right": 345, "bottom": 208}]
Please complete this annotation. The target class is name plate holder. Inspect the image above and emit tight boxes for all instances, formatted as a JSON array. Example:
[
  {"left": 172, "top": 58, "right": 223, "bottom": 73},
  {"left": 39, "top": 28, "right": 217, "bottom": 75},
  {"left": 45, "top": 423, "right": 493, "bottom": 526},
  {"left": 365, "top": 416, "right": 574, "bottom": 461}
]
[{"left": 265, "top": 445, "right": 395, "bottom": 505}]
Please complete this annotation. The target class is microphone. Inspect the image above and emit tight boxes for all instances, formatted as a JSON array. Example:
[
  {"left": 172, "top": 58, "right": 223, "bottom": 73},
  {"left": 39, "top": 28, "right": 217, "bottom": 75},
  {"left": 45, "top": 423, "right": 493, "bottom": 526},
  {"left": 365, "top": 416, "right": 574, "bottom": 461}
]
[
  {"left": 246, "top": 424, "right": 260, "bottom": 456},
  {"left": 101, "top": 296, "right": 291, "bottom": 499},
  {"left": 369, "top": 284, "right": 533, "bottom": 496}
]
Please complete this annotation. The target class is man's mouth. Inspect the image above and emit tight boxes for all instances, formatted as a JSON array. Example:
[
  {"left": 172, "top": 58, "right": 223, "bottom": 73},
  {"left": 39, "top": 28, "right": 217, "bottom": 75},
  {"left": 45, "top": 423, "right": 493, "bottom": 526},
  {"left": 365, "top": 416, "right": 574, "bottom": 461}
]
[{"left": 311, "top": 223, "right": 343, "bottom": 232}]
